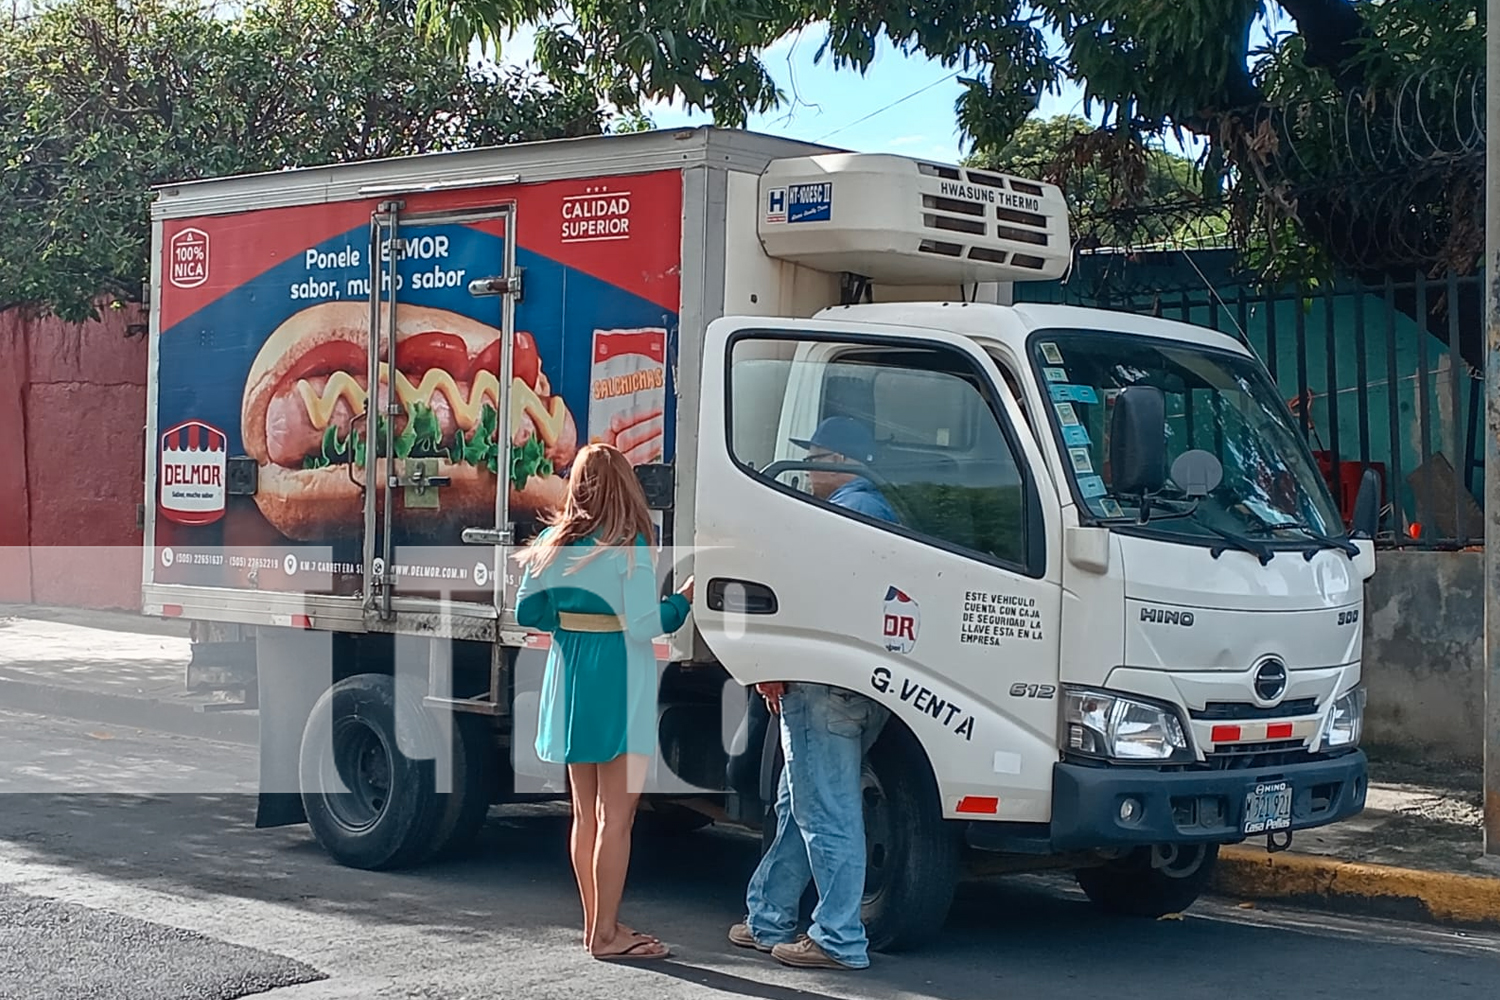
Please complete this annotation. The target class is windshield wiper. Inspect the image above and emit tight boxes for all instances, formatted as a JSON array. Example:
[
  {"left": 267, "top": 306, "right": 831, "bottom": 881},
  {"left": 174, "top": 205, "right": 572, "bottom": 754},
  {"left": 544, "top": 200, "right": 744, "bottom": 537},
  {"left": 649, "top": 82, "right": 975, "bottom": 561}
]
[
  {"left": 1201, "top": 523, "right": 1275, "bottom": 565},
  {"left": 1247, "top": 520, "right": 1359, "bottom": 559}
]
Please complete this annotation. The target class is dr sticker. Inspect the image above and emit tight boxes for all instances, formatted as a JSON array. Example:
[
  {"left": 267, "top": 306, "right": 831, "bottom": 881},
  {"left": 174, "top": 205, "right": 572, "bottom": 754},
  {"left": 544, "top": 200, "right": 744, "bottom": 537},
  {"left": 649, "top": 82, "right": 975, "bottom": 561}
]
[{"left": 1040, "top": 342, "right": 1064, "bottom": 365}]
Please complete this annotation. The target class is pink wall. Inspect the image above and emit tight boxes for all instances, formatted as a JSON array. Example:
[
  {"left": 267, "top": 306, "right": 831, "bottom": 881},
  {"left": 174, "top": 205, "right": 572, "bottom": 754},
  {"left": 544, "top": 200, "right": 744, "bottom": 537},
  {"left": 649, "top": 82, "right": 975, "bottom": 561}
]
[{"left": 0, "top": 303, "right": 148, "bottom": 610}]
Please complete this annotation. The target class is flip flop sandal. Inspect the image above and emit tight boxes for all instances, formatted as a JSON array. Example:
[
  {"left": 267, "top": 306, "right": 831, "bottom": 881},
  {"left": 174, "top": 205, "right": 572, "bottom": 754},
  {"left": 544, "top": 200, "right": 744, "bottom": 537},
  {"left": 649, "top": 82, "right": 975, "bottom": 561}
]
[
  {"left": 584, "top": 927, "right": 659, "bottom": 948},
  {"left": 594, "top": 934, "right": 672, "bottom": 962}
]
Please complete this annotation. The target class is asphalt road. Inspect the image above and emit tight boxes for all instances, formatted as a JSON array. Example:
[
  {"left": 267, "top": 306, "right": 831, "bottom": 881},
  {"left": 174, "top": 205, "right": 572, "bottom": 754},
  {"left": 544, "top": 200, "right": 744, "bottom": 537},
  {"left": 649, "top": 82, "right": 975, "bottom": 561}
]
[{"left": 1, "top": 708, "right": 1498, "bottom": 1000}]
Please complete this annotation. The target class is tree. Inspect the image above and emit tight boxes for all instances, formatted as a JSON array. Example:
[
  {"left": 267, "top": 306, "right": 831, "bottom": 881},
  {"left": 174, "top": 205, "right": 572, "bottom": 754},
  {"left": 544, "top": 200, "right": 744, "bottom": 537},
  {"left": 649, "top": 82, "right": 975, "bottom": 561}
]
[
  {"left": 413, "top": 1, "right": 1484, "bottom": 278},
  {"left": 0, "top": 0, "right": 608, "bottom": 321},
  {"left": 414, "top": 0, "right": 1487, "bottom": 374},
  {"left": 963, "top": 115, "right": 1210, "bottom": 250}
]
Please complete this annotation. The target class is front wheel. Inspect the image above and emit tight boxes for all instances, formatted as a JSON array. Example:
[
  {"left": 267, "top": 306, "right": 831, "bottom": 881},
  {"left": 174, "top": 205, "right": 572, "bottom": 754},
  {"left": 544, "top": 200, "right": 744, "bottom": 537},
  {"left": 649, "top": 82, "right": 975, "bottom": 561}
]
[
  {"left": 861, "top": 728, "right": 962, "bottom": 952},
  {"left": 1075, "top": 843, "right": 1220, "bottom": 917}
]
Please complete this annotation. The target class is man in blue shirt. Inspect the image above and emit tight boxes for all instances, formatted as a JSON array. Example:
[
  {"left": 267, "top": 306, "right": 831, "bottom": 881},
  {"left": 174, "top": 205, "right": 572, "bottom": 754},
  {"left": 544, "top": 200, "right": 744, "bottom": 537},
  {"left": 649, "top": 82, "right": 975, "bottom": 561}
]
[
  {"left": 794, "top": 416, "right": 900, "bottom": 524},
  {"left": 728, "top": 416, "right": 894, "bottom": 970}
]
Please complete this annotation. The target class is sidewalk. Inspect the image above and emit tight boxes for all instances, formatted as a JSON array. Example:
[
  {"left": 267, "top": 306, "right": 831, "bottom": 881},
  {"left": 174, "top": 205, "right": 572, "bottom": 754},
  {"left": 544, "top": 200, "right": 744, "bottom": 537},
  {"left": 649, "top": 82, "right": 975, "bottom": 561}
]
[
  {"left": 1214, "top": 761, "right": 1500, "bottom": 928},
  {"left": 1, "top": 603, "right": 1496, "bottom": 927},
  {"left": 0, "top": 603, "right": 257, "bottom": 745}
]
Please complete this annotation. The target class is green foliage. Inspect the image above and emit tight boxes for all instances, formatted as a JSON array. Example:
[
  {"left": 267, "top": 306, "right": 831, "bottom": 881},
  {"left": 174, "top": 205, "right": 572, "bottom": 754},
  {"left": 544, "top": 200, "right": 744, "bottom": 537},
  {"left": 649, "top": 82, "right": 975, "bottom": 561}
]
[
  {"left": 416, "top": 1, "right": 1485, "bottom": 276},
  {"left": 0, "top": 0, "right": 607, "bottom": 321},
  {"left": 885, "top": 483, "right": 1026, "bottom": 566},
  {"left": 964, "top": 114, "right": 1209, "bottom": 248}
]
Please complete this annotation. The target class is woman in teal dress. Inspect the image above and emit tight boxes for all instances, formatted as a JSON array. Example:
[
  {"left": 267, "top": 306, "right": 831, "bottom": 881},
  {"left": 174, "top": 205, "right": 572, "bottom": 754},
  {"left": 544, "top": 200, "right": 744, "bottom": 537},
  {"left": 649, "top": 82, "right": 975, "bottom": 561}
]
[{"left": 514, "top": 443, "right": 693, "bottom": 962}]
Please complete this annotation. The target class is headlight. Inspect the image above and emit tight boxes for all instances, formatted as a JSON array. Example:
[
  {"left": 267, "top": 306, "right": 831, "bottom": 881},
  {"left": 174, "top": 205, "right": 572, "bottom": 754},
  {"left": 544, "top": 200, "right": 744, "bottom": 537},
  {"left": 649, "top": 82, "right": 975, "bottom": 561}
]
[
  {"left": 1322, "top": 686, "right": 1366, "bottom": 750},
  {"left": 1062, "top": 687, "right": 1193, "bottom": 762}
]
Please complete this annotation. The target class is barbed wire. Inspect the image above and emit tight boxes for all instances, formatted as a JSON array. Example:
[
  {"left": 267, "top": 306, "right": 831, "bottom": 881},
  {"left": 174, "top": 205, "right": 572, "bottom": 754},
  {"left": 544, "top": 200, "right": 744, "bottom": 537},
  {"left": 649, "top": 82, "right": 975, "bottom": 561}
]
[{"left": 1054, "top": 72, "right": 1486, "bottom": 276}]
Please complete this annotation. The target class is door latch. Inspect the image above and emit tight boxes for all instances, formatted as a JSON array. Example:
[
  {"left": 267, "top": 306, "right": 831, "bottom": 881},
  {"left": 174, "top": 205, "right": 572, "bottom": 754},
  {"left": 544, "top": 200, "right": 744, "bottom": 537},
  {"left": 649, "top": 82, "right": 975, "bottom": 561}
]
[
  {"left": 391, "top": 459, "right": 451, "bottom": 509},
  {"left": 468, "top": 268, "right": 524, "bottom": 300},
  {"left": 462, "top": 527, "right": 514, "bottom": 546}
]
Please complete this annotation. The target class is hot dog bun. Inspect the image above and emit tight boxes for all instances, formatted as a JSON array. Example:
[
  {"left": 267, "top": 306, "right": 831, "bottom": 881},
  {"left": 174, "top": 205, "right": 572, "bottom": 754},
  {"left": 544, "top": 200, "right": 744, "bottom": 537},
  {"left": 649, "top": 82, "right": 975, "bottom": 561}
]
[{"left": 241, "top": 301, "right": 574, "bottom": 541}]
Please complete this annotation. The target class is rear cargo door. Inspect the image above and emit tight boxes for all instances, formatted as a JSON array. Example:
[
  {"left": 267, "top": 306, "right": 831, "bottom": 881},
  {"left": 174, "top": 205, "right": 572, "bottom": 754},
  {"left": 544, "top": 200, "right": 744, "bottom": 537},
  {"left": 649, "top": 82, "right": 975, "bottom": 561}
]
[
  {"left": 692, "top": 315, "right": 1066, "bottom": 822},
  {"left": 362, "top": 201, "right": 516, "bottom": 622}
]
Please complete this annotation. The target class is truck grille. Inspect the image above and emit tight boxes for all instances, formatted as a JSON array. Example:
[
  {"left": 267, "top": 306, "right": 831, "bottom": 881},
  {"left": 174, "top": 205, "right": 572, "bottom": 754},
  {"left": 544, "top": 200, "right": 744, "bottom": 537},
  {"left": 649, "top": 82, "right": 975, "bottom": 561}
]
[
  {"left": 914, "top": 162, "right": 1058, "bottom": 270},
  {"left": 1191, "top": 698, "right": 1318, "bottom": 721},
  {"left": 1200, "top": 740, "right": 1312, "bottom": 771}
]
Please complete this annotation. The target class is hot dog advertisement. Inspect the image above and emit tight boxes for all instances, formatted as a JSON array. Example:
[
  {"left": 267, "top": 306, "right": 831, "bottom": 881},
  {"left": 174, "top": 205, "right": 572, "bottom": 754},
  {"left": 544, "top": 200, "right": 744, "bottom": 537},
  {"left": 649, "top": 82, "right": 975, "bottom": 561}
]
[{"left": 149, "top": 171, "right": 682, "bottom": 598}]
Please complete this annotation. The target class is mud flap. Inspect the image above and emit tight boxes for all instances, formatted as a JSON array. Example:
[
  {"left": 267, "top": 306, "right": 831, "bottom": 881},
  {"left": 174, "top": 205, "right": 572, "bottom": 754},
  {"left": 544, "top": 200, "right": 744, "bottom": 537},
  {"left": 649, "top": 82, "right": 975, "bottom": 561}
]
[{"left": 253, "top": 627, "right": 337, "bottom": 829}]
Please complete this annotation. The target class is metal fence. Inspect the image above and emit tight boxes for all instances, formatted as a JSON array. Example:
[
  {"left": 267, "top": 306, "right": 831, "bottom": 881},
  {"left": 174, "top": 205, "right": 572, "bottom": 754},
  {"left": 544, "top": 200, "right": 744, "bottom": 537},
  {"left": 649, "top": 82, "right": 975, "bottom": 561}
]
[{"left": 1014, "top": 252, "right": 1485, "bottom": 549}]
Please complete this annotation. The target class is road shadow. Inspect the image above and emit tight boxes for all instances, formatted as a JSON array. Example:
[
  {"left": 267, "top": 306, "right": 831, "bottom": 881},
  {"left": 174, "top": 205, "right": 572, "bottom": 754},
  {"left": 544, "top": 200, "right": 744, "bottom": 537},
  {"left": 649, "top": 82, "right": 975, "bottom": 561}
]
[{"left": 0, "top": 794, "right": 1496, "bottom": 999}]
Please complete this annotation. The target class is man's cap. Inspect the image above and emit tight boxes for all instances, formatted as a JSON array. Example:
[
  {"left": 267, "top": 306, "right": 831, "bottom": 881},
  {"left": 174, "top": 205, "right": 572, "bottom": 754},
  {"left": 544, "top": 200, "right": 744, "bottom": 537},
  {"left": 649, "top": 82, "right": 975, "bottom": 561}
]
[{"left": 790, "top": 416, "right": 877, "bottom": 464}]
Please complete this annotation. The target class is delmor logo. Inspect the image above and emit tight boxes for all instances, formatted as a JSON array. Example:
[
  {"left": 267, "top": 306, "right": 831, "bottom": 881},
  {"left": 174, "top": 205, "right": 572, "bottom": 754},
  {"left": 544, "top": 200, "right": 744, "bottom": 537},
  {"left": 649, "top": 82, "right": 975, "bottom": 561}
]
[
  {"left": 159, "top": 420, "right": 228, "bottom": 526},
  {"left": 882, "top": 587, "right": 920, "bottom": 654}
]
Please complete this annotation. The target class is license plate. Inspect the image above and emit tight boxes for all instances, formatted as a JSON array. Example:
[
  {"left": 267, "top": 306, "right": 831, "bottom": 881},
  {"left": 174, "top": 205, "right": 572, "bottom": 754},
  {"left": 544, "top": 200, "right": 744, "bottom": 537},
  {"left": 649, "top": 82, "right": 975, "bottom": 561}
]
[{"left": 1243, "top": 781, "right": 1293, "bottom": 834}]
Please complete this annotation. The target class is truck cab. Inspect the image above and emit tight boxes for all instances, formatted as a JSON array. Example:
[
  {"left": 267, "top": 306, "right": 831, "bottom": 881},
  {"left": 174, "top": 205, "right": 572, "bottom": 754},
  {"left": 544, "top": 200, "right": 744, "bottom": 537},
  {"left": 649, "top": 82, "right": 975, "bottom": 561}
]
[{"left": 692, "top": 299, "right": 1371, "bottom": 934}]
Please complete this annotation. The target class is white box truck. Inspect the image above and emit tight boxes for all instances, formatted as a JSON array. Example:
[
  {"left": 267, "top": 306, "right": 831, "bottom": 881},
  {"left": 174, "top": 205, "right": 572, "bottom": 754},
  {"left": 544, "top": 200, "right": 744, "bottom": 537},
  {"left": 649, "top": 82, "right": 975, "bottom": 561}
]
[{"left": 142, "top": 126, "right": 1373, "bottom": 950}]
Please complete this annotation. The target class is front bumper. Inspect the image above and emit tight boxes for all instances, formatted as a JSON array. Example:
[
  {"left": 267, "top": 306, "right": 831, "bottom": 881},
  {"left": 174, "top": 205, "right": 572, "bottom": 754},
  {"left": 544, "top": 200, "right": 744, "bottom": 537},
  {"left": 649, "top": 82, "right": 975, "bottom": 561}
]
[{"left": 1046, "top": 750, "right": 1368, "bottom": 851}]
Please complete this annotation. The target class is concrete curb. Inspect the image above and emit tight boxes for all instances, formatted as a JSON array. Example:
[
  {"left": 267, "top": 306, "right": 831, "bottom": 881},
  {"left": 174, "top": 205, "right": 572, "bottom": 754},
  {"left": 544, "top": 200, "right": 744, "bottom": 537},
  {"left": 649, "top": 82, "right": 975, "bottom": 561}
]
[
  {"left": 1214, "top": 845, "right": 1500, "bottom": 929},
  {"left": 0, "top": 676, "right": 258, "bottom": 747}
]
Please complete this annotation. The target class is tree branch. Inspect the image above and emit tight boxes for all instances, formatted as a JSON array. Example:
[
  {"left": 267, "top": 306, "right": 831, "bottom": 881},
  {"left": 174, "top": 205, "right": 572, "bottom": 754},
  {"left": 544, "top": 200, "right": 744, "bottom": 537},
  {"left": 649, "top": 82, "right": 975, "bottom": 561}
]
[{"left": 1275, "top": 0, "right": 1368, "bottom": 88}]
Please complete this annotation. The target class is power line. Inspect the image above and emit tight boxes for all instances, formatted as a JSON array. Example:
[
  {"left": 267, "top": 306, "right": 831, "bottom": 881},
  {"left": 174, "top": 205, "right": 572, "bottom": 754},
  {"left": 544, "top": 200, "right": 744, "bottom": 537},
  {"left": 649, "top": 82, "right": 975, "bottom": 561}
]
[{"left": 813, "top": 68, "right": 962, "bottom": 143}]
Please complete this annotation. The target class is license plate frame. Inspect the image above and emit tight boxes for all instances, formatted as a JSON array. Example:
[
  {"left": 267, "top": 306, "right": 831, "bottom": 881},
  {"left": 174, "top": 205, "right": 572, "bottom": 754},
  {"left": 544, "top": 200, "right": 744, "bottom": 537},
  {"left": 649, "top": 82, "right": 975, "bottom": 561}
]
[{"left": 1242, "top": 780, "right": 1293, "bottom": 835}]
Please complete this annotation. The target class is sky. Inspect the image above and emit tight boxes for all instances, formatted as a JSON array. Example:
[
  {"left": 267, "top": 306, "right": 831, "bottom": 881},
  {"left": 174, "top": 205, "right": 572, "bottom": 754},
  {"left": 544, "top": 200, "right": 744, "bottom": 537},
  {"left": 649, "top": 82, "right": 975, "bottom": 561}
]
[
  {"left": 490, "top": 24, "right": 1093, "bottom": 164},
  {"left": 488, "top": 8, "right": 1297, "bottom": 166}
]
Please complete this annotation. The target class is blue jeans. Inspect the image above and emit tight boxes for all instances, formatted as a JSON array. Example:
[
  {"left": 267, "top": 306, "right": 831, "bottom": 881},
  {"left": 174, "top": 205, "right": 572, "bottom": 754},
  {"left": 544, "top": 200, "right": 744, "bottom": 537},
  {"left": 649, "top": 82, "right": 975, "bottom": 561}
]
[{"left": 745, "top": 683, "right": 890, "bottom": 968}]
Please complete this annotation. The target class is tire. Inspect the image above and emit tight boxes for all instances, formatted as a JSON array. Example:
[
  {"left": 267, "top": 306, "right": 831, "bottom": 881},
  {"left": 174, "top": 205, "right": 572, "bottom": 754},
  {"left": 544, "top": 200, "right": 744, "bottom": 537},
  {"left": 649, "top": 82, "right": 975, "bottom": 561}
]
[
  {"left": 297, "top": 673, "right": 449, "bottom": 871},
  {"left": 420, "top": 713, "right": 497, "bottom": 863},
  {"left": 756, "top": 726, "right": 960, "bottom": 953},
  {"left": 860, "top": 729, "right": 962, "bottom": 952},
  {"left": 1075, "top": 843, "right": 1221, "bottom": 917},
  {"left": 638, "top": 802, "right": 715, "bottom": 836}
]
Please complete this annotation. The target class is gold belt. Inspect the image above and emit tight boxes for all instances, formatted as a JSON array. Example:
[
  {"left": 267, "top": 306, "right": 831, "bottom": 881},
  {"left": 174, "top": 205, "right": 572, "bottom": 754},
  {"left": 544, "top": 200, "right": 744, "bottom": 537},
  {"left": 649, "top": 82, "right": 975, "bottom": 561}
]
[{"left": 557, "top": 612, "right": 624, "bottom": 633}]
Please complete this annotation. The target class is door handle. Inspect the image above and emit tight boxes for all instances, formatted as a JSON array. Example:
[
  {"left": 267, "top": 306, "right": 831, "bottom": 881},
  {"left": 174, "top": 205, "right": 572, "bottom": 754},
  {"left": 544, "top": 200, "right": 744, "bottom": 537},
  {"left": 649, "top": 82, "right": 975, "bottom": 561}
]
[
  {"left": 707, "top": 579, "right": 778, "bottom": 615},
  {"left": 462, "top": 527, "right": 514, "bottom": 546}
]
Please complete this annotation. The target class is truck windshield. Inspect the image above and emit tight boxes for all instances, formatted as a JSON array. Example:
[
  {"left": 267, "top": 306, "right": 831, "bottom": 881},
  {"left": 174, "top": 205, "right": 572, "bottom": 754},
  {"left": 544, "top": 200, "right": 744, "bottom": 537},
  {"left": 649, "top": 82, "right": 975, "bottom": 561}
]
[{"left": 1026, "top": 329, "right": 1346, "bottom": 545}]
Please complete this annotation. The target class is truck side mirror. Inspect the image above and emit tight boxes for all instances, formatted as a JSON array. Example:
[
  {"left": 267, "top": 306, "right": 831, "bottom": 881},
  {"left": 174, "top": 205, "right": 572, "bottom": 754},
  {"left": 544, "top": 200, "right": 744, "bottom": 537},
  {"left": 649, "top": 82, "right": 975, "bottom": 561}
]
[
  {"left": 1109, "top": 386, "right": 1167, "bottom": 496},
  {"left": 1350, "top": 467, "right": 1381, "bottom": 539}
]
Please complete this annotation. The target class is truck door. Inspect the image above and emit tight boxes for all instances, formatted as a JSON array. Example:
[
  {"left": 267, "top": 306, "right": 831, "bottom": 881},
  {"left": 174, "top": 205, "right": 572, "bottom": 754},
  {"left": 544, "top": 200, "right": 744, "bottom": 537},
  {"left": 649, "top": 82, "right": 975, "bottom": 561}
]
[
  {"left": 362, "top": 202, "right": 515, "bottom": 621},
  {"left": 694, "top": 317, "right": 1065, "bottom": 822}
]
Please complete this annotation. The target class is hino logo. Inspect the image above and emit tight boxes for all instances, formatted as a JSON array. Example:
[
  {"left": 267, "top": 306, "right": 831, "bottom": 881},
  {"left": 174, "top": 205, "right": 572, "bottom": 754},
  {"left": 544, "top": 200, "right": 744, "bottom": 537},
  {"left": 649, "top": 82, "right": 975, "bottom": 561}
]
[
  {"left": 1254, "top": 659, "right": 1289, "bottom": 703},
  {"left": 1140, "top": 607, "right": 1195, "bottom": 627}
]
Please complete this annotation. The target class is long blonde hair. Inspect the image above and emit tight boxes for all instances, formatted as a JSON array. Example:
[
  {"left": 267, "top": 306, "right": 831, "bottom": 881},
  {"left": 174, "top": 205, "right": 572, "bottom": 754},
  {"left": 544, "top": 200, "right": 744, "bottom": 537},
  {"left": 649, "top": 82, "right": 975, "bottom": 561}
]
[{"left": 514, "top": 443, "right": 656, "bottom": 574}]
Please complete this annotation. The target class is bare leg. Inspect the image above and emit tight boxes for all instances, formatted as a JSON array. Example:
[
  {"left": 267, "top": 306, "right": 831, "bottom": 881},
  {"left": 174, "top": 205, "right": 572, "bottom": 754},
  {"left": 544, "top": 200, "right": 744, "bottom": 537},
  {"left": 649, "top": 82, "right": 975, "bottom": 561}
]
[
  {"left": 567, "top": 764, "right": 601, "bottom": 948},
  {"left": 589, "top": 753, "right": 666, "bottom": 958}
]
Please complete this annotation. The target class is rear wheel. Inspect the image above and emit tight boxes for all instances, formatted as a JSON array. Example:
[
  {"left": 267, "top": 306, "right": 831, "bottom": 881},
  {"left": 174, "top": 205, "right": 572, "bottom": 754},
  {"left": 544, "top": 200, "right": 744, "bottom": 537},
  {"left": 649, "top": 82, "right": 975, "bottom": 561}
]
[
  {"left": 638, "top": 802, "right": 715, "bottom": 836},
  {"left": 298, "top": 673, "right": 449, "bottom": 871},
  {"left": 1075, "top": 843, "right": 1220, "bottom": 917}
]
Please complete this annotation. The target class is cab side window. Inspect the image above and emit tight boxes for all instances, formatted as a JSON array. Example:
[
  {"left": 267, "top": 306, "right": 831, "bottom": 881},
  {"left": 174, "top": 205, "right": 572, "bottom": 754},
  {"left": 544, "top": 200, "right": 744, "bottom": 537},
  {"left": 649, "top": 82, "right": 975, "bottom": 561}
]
[{"left": 729, "top": 335, "right": 1036, "bottom": 573}]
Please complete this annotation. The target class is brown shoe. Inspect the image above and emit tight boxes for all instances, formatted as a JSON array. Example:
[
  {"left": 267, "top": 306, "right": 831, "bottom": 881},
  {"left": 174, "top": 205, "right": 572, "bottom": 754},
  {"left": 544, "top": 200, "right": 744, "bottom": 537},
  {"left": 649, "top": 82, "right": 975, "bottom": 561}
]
[
  {"left": 770, "top": 936, "right": 861, "bottom": 970},
  {"left": 727, "top": 922, "right": 772, "bottom": 953}
]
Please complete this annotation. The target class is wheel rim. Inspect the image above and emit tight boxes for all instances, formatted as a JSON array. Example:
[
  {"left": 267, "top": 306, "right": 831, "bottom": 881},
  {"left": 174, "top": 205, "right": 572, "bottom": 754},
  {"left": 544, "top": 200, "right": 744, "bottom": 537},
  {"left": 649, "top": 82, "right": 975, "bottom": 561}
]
[
  {"left": 318, "top": 717, "right": 393, "bottom": 833},
  {"left": 861, "top": 763, "right": 895, "bottom": 906},
  {"left": 1151, "top": 843, "right": 1210, "bottom": 879}
]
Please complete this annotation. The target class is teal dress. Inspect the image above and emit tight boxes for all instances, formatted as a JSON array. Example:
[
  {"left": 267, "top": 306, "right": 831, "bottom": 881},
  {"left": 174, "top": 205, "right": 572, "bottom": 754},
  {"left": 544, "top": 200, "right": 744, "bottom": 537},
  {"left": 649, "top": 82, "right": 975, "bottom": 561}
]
[{"left": 515, "top": 530, "right": 691, "bottom": 764}]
